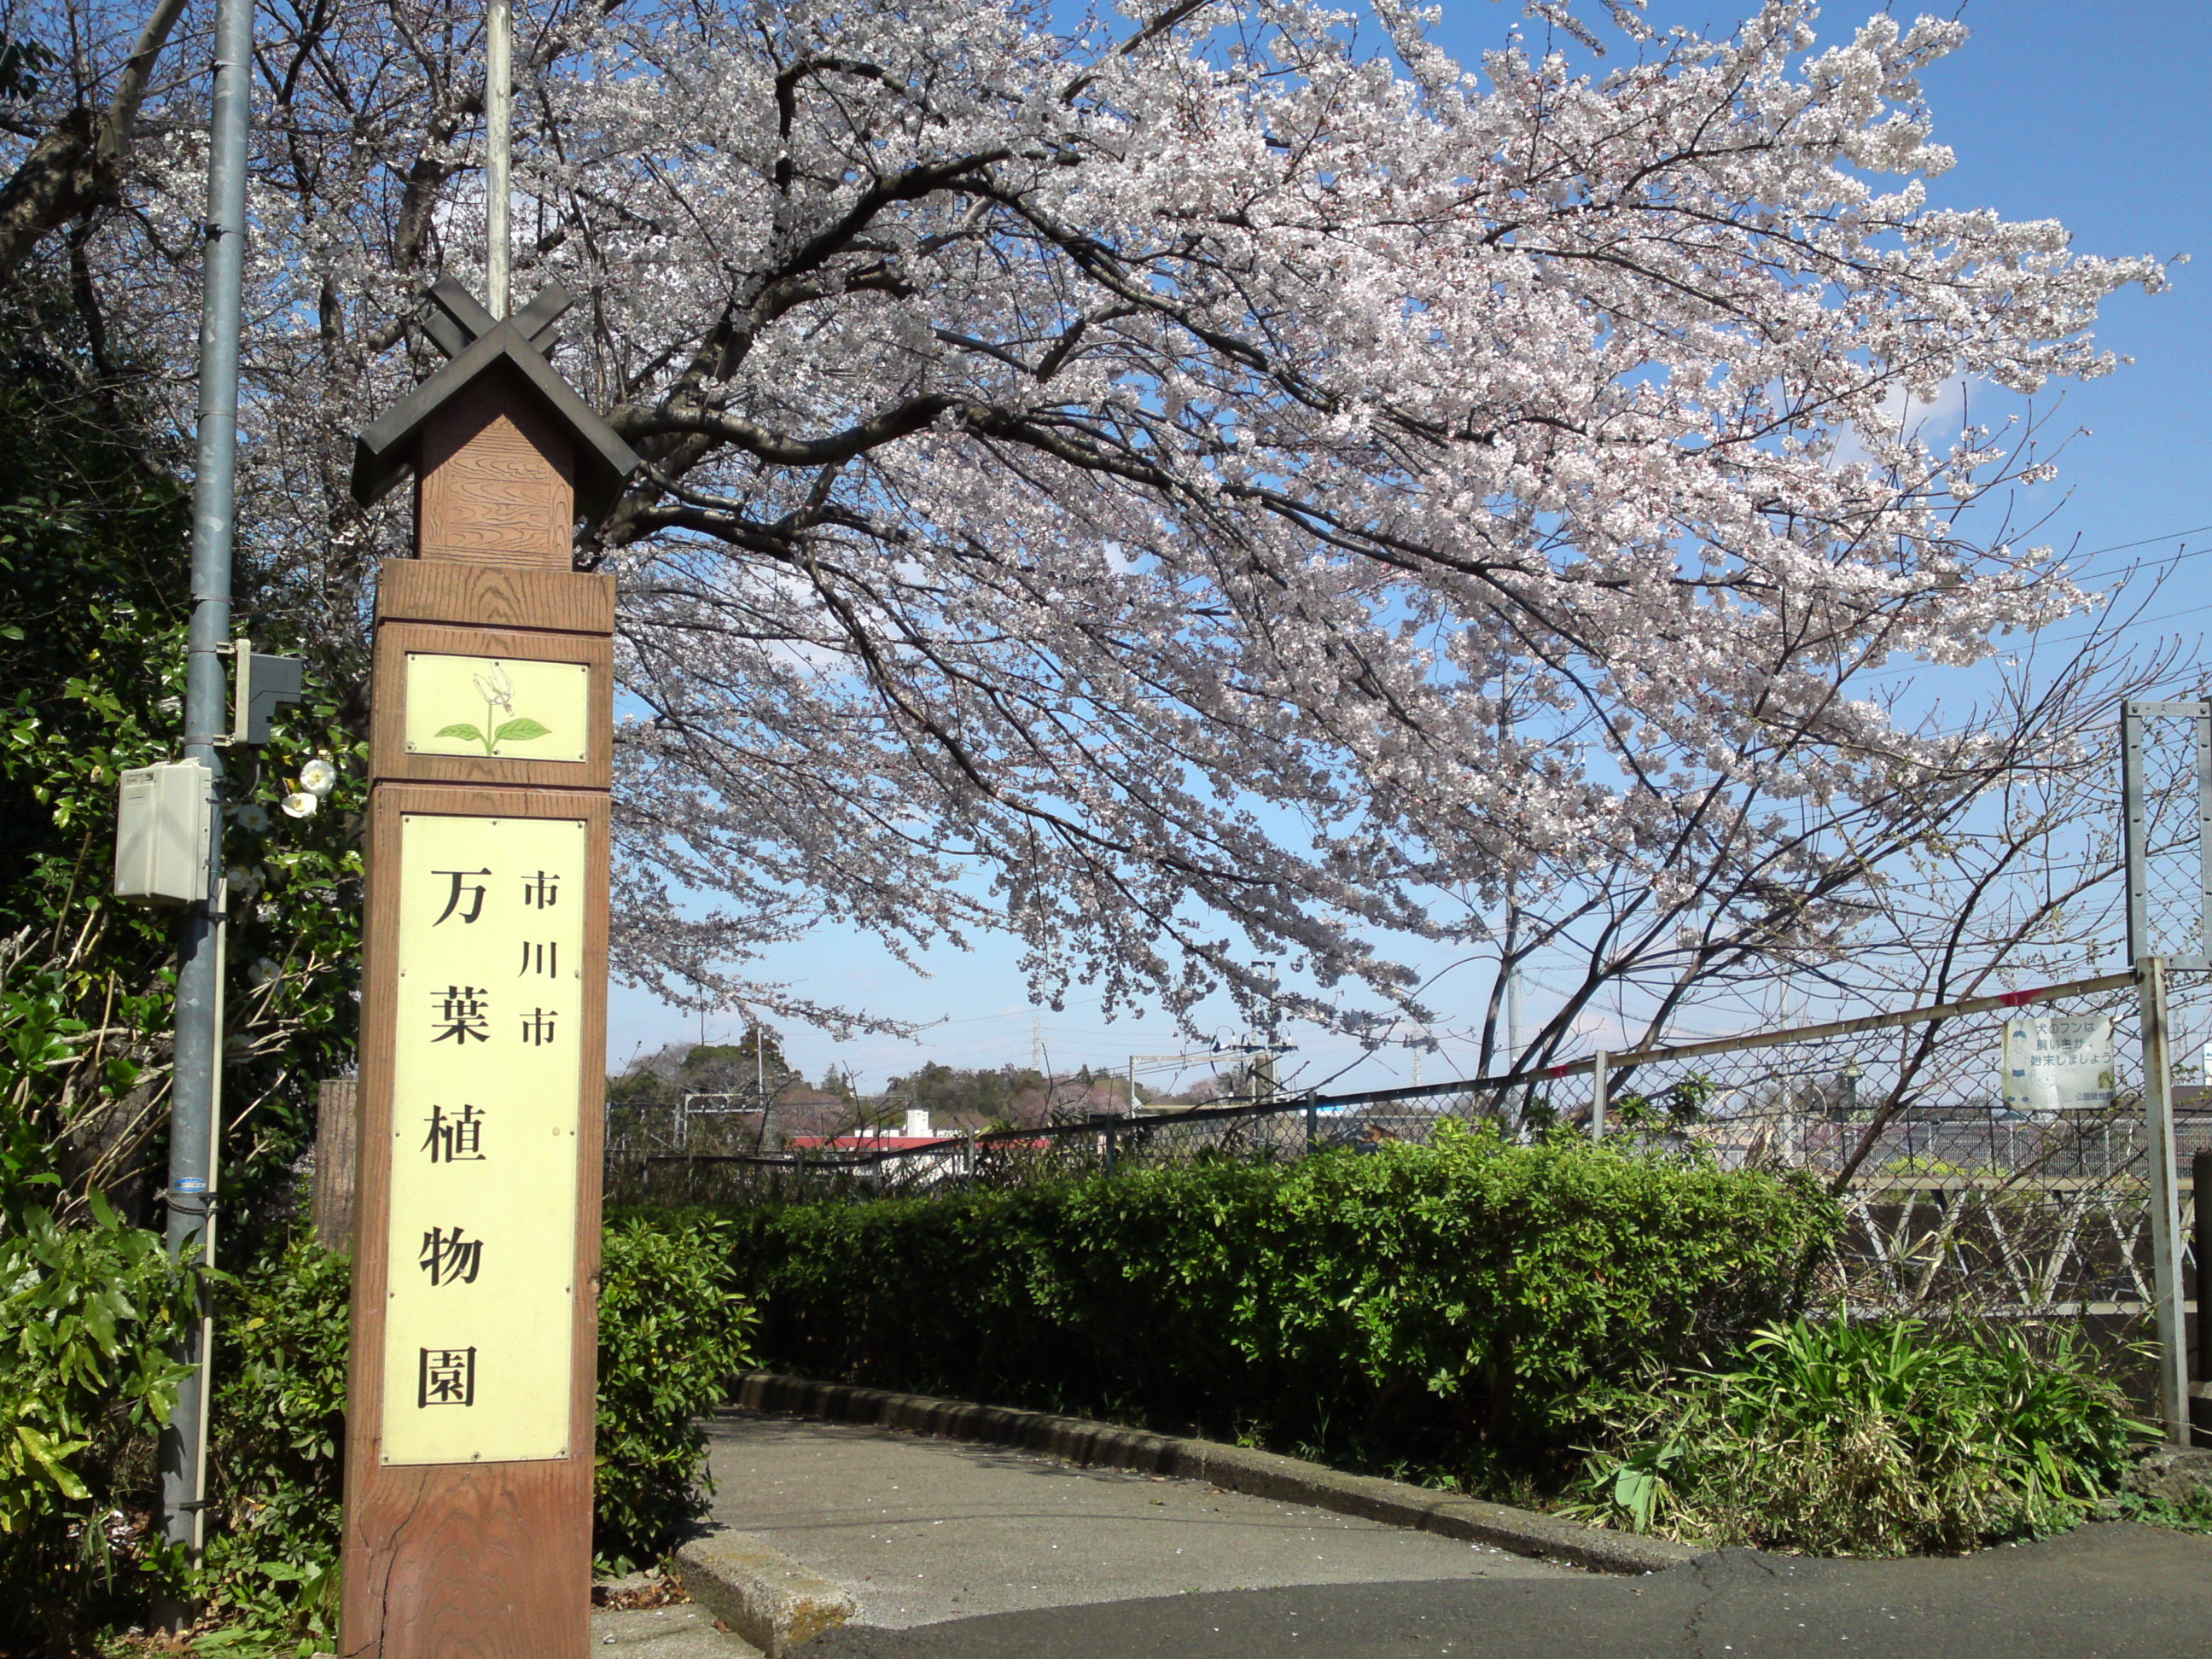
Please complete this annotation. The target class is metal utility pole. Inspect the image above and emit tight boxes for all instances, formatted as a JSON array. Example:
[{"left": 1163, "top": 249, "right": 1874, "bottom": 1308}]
[
  {"left": 1505, "top": 961, "right": 1523, "bottom": 1065},
  {"left": 158, "top": 0, "right": 254, "bottom": 1575},
  {"left": 484, "top": 0, "right": 513, "bottom": 317}
]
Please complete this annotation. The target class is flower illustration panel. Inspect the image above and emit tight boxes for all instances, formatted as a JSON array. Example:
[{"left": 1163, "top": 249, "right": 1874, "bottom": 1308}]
[{"left": 404, "top": 653, "right": 591, "bottom": 763}]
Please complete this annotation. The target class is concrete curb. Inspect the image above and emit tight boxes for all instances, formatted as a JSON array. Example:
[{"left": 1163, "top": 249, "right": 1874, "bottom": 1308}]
[
  {"left": 729, "top": 1371, "right": 1696, "bottom": 1578},
  {"left": 672, "top": 1525, "right": 857, "bottom": 1656}
]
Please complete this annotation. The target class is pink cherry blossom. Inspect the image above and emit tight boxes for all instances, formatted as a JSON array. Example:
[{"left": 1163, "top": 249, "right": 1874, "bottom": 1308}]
[{"left": 31, "top": 0, "right": 2163, "bottom": 1040}]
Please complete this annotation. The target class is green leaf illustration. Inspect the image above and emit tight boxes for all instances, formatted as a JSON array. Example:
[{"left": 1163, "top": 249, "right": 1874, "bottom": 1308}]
[
  {"left": 494, "top": 717, "right": 550, "bottom": 743},
  {"left": 434, "top": 722, "right": 484, "bottom": 742}
]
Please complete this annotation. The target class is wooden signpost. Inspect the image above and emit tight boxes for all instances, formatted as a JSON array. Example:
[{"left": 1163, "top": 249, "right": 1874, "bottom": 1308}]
[{"left": 338, "top": 277, "right": 638, "bottom": 1657}]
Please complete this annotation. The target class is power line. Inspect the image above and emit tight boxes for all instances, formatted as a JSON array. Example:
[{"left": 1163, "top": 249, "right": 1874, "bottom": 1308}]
[
  {"left": 1854, "top": 565, "right": 2209, "bottom": 686},
  {"left": 2057, "top": 521, "right": 2212, "bottom": 576}
]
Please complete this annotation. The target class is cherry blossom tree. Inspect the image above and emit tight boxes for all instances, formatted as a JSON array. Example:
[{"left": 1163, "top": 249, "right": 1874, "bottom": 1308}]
[
  {"left": 2, "top": 0, "right": 2169, "bottom": 1042},
  {"left": 1449, "top": 622, "right": 2184, "bottom": 1079}
]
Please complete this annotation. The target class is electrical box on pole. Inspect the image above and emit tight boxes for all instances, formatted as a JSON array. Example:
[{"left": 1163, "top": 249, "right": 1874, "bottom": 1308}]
[
  {"left": 114, "top": 648, "right": 304, "bottom": 905},
  {"left": 231, "top": 642, "right": 306, "bottom": 745},
  {"left": 114, "top": 761, "right": 212, "bottom": 905}
]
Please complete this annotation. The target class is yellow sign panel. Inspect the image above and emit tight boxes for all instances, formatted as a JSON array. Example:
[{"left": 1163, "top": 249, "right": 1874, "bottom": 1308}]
[
  {"left": 404, "top": 653, "right": 590, "bottom": 764},
  {"left": 382, "top": 813, "right": 586, "bottom": 1465}
]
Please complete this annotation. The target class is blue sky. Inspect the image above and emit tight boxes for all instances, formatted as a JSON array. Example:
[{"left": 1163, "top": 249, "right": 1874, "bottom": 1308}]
[{"left": 608, "top": 0, "right": 2212, "bottom": 1095}]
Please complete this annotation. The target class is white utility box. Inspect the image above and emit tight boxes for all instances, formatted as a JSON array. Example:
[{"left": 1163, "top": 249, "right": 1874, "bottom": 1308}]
[{"left": 114, "top": 760, "right": 212, "bottom": 904}]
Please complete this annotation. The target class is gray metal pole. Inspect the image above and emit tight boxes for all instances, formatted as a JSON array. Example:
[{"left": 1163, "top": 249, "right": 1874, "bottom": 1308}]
[
  {"left": 2138, "top": 958, "right": 2191, "bottom": 1445},
  {"left": 1589, "top": 1050, "right": 1609, "bottom": 1140},
  {"left": 485, "top": 0, "right": 512, "bottom": 317},
  {"left": 158, "top": 0, "right": 253, "bottom": 1569},
  {"left": 2194, "top": 1148, "right": 2212, "bottom": 1440}
]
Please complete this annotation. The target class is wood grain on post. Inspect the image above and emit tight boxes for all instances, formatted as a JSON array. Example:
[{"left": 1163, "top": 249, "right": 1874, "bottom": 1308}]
[
  {"left": 311, "top": 1079, "right": 358, "bottom": 1255},
  {"left": 341, "top": 784, "right": 610, "bottom": 1656},
  {"left": 338, "top": 288, "right": 636, "bottom": 1659},
  {"left": 414, "top": 370, "right": 578, "bottom": 568}
]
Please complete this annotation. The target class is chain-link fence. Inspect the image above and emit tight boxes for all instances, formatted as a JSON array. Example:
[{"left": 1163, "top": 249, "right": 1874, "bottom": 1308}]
[
  {"left": 605, "top": 1090, "right": 884, "bottom": 1197},
  {"left": 2126, "top": 701, "right": 2212, "bottom": 968},
  {"left": 1595, "top": 971, "right": 2203, "bottom": 1331},
  {"left": 614, "top": 969, "right": 2209, "bottom": 1355}
]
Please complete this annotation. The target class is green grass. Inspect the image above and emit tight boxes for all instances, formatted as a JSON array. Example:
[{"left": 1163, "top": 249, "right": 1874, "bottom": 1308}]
[{"left": 1565, "top": 1318, "right": 2155, "bottom": 1556}]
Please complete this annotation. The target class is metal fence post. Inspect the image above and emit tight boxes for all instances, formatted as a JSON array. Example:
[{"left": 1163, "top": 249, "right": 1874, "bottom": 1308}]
[
  {"left": 1589, "top": 1050, "right": 1609, "bottom": 1140},
  {"left": 2196, "top": 1148, "right": 2212, "bottom": 1441},
  {"left": 1305, "top": 1092, "right": 1318, "bottom": 1155},
  {"left": 2139, "top": 957, "right": 2192, "bottom": 1444}
]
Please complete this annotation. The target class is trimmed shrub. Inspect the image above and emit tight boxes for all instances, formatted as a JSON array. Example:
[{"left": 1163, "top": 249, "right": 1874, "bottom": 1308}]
[
  {"left": 593, "top": 1214, "right": 759, "bottom": 1569},
  {"left": 717, "top": 1124, "right": 1842, "bottom": 1483},
  {"left": 1568, "top": 1318, "right": 2152, "bottom": 1554}
]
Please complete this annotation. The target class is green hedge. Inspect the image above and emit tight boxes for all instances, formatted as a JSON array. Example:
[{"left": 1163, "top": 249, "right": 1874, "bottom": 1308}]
[{"left": 719, "top": 1125, "right": 1842, "bottom": 1484}]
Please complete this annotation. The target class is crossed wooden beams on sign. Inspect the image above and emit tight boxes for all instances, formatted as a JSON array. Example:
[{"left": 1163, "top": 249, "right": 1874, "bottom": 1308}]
[
  {"left": 416, "top": 274, "right": 572, "bottom": 360},
  {"left": 351, "top": 275, "right": 640, "bottom": 521}
]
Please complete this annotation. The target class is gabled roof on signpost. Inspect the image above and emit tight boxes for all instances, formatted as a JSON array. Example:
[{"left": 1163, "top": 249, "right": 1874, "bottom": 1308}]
[{"left": 351, "top": 277, "right": 642, "bottom": 522}]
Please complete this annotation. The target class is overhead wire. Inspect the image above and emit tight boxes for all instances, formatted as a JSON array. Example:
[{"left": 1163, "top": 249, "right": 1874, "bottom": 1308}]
[{"left": 2052, "top": 521, "right": 2212, "bottom": 578}]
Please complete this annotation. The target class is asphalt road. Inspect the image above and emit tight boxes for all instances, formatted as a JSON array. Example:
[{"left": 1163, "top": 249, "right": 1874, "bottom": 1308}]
[
  {"left": 705, "top": 1412, "right": 1564, "bottom": 1628},
  {"left": 799, "top": 1524, "right": 2212, "bottom": 1659}
]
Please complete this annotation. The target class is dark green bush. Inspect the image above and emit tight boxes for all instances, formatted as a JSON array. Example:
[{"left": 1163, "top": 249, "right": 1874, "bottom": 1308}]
[
  {"left": 196, "top": 1243, "right": 352, "bottom": 1654},
  {"left": 594, "top": 1214, "right": 760, "bottom": 1570},
  {"left": 187, "top": 1217, "right": 756, "bottom": 1645},
  {"left": 0, "top": 1196, "right": 198, "bottom": 1655},
  {"left": 719, "top": 1123, "right": 1842, "bottom": 1484},
  {"left": 1568, "top": 1318, "right": 2153, "bottom": 1555}
]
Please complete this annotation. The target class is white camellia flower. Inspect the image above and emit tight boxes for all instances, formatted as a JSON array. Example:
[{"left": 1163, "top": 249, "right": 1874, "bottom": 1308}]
[
  {"left": 231, "top": 802, "right": 271, "bottom": 834},
  {"left": 225, "top": 865, "right": 265, "bottom": 897},
  {"left": 300, "top": 758, "right": 338, "bottom": 797},
  {"left": 247, "top": 958, "right": 282, "bottom": 987},
  {"left": 281, "top": 791, "right": 319, "bottom": 819}
]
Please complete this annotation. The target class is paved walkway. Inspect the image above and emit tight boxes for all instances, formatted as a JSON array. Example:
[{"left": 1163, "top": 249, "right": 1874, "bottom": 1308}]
[
  {"left": 703, "top": 1411, "right": 1565, "bottom": 1627},
  {"left": 701, "top": 1411, "right": 2212, "bottom": 1659}
]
